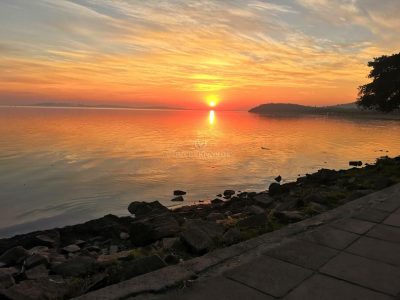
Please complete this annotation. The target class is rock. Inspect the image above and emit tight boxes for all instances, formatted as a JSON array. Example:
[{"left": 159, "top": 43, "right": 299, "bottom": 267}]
[
  {"left": 0, "top": 246, "right": 29, "bottom": 266},
  {"left": 85, "top": 246, "right": 101, "bottom": 252},
  {"left": 109, "top": 245, "right": 118, "bottom": 255},
  {"left": 223, "top": 190, "right": 235, "bottom": 197},
  {"left": 130, "top": 213, "right": 180, "bottom": 246},
  {"left": 160, "top": 237, "right": 179, "bottom": 250},
  {"left": 97, "top": 250, "right": 132, "bottom": 264},
  {"left": 211, "top": 198, "right": 224, "bottom": 205},
  {"left": 222, "top": 228, "right": 242, "bottom": 245},
  {"left": 237, "top": 214, "right": 267, "bottom": 228},
  {"left": 34, "top": 231, "right": 60, "bottom": 248},
  {"left": 374, "top": 177, "right": 394, "bottom": 190},
  {"left": 253, "top": 193, "right": 274, "bottom": 207},
  {"left": 216, "top": 194, "right": 222, "bottom": 197},
  {"left": 349, "top": 161, "right": 363, "bottom": 167},
  {"left": 0, "top": 278, "right": 68, "bottom": 300},
  {"left": 25, "top": 254, "right": 49, "bottom": 269},
  {"left": 247, "top": 205, "right": 265, "bottom": 215},
  {"left": 74, "top": 240, "right": 86, "bottom": 247},
  {"left": 164, "top": 254, "right": 180, "bottom": 265},
  {"left": 120, "top": 232, "right": 130, "bottom": 240},
  {"left": 206, "top": 212, "right": 225, "bottom": 221},
  {"left": 0, "top": 268, "right": 15, "bottom": 289},
  {"left": 171, "top": 196, "right": 184, "bottom": 202},
  {"left": 127, "top": 201, "right": 168, "bottom": 217},
  {"left": 274, "top": 211, "right": 304, "bottom": 223},
  {"left": 308, "top": 202, "right": 327, "bottom": 213},
  {"left": 268, "top": 182, "right": 281, "bottom": 196},
  {"left": 28, "top": 246, "right": 49, "bottom": 256},
  {"left": 304, "top": 193, "right": 328, "bottom": 205},
  {"left": 61, "top": 244, "right": 80, "bottom": 254},
  {"left": 173, "top": 190, "right": 186, "bottom": 196},
  {"left": 25, "top": 264, "right": 49, "bottom": 280},
  {"left": 181, "top": 219, "right": 224, "bottom": 254},
  {"left": 275, "top": 175, "right": 282, "bottom": 182},
  {"left": 52, "top": 256, "right": 97, "bottom": 277}
]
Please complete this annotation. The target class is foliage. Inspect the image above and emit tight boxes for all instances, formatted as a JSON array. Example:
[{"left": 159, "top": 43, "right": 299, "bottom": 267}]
[{"left": 357, "top": 52, "right": 400, "bottom": 112}]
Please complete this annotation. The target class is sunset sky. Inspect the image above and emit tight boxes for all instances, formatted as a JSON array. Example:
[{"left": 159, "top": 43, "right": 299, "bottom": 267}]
[{"left": 1, "top": 0, "right": 399, "bottom": 110}]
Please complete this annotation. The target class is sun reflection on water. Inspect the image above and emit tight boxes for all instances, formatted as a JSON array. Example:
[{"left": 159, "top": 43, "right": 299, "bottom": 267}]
[{"left": 208, "top": 110, "right": 215, "bottom": 125}]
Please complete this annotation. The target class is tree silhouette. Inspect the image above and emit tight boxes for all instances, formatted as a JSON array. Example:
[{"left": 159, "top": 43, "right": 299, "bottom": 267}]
[{"left": 357, "top": 52, "right": 400, "bottom": 112}]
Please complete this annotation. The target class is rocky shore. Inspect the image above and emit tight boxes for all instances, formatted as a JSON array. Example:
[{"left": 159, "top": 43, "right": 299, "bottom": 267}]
[{"left": 1, "top": 156, "right": 400, "bottom": 299}]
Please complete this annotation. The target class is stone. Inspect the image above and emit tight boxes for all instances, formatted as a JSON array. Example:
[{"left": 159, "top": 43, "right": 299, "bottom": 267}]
[
  {"left": 109, "top": 245, "right": 118, "bottom": 255},
  {"left": 25, "top": 254, "right": 49, "bottom": 269},
  {"left": 161, "top": 237, "right": 179, "bottom": 250},
  {"left": 225, "top": 256, "right": 312, "bottom": 298},
  {"left": 275, "top": 175, "right": 282, "bottom": 182},
  {"left": 223, "top": 190, "right": 235, "bottom": 197},
  {"left": 181, "top": 225, "right": 213, "bottom": 254},
  {"left": 304, "top": 193, "right": 328, "bottom": 205},
  {"left": 62, "top": 244, "right": 81, "bottom": 254},
  {"left": 252, "top": 193, "right": 274, "bottom": 207},
  {"left": 211, "top": 198, "right": 224, "bottom": 205},
  {"left": 247, "top": 205, "right": 265, "bottom": 215},
  {"left": 274, "top": 210, "right": 304, "bottom": 223},
  {"left": 367, "top": 224, "right": 400, "bottom": 244},
  {"left": 127, "top": 201, "right": 168, "bottom": 217},
  {"left": 52, "top": 256, "right": 97, "bottom": 277},
  {"left": 0, "top": 268, "right": 15, "bottom": 289},
  {"left": 0, "top": 246, "right": 29, "bottom": 266},
  {"left": 171, "top": 196, "right": 184, "bottom": 202},
  {"left": 120, "top": 232, "right": 130, "bottom": 240},
  {"left": 320, "top": 252, "right": 400, "bottom": 296},
  {"left": 222, "top": 228, "right": 242, "bottom": 245},
  {"left": 349, "top": 161, "right": 363, "bottom": 167},
  {"left": 97, "top": 250, "right": 132, "bottom": 264},
  {"left": 174, "top": 190, "right": 186, "bottom": 196},
  {"left": 308, "top": 202, "right": 327, "bottom": 213},
  {"left": 383, "top": 211, "right": 400, "bottom": 227},
  {"left": 265, "top": 240, "right": 338, "bottom": 270},
  {"left": 268, "top": 182, "right": 281, "bottom": 196},
  {"left": 35, "top": 231, "right": 60, "bottom": 248},
  {"left": 25, "top": 264, "right": 49, "bottom": 280},
  {"left": 28, "top": 246, "right": 49, "bottom": 256},
  {"left": 237, "top": 214, "right": 267, "bottom": 228},
  {"left": 74, "top": 240, "right": 86, "bottom": 247},
  {"left": 206, "top": 212, "right": 225, "bottom": 221},
  {"left": 164, "top": 253, "right": 180, "bottom": 265}
]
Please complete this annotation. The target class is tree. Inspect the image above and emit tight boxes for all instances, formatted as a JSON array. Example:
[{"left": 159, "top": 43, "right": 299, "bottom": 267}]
[{"left": 357, "top": 52, "right": 400, "bottom": 112}]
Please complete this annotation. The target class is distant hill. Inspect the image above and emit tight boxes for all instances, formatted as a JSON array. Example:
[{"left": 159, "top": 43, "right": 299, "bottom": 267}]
[
  {"left": 249, "top": 102, "right": 400, "bottom": 119},
  {"left": 30, "top": 102, "right": 183, "bottom": 110}
]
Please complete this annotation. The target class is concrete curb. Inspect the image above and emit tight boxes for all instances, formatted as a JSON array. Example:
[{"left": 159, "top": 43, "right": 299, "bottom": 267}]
[{"left": 74, "top": 183, "right": 400, "bottom": 300}]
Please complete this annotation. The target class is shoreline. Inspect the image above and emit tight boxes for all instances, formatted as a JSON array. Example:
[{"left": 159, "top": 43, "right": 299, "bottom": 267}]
[{"left": 1, "top": 155, "right": 400, "bottom": 298}]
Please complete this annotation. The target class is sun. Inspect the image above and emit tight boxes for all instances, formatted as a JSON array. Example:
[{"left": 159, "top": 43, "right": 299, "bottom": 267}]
[{"left": 206, "top": 95, "right": 219, "bottom": 108}]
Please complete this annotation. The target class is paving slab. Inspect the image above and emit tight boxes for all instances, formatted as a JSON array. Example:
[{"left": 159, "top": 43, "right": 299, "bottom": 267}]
[
  {"left": 133, "top": 276, "right": 273, "bottom": 300},
  {"left": 299, "top": 225, "right": 359, "bottom": 250},
  {"left": 320, "top": 252, "right": 400, "bottom": 296},
  {"left": 383, "top": 209, "right": 400, "bottom": 227},
  {"left": 346, "top": 236, "right": 400, "bottom": 267},
  {"left": 225, "top": 256, "right": 312, "bottom": 298},
  {"left": 331, "top": 218, "right": 375, "bottom": 234},
  {"left": 367, "top": 224, "right": 400, "bottom": 244},
  {"left": 264, "top": 239, "right": 338, "bottom": 270},
  {"left": 353, "top": 208, "right": 390, "bottom": 223},
  {"left": 372, "top": 197, "right": 400, "bottom": 213},
  {"left": 284, "top": 274, "right": 392, "bottom": 300}
]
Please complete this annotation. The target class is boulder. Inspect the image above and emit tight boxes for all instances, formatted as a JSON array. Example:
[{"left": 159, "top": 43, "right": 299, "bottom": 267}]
[
  {"left": 171, "top": 196, "right": 184, "bottom": 202},
  {"left": 35, "top": 231, "right": 60, "bottom": 248},
  {"left": 164, "top": 254, "right": 180, "bottom": 265},
  {"left": 61, "top": 244, "right": 80, "bottom": 254},
  {"left": 127, "top": 201, "right": 168, "bottom": 217},
  {"left": 247, "top": 205, "right": 265, "bottom": 215},
  {"left": 222, "top": 228, "right": 242, "bottom": 246},
  {"left": 97, "top": 250, "right": 132, "bottom": 264},
  {"left": 253, "top": 193, "right": 274, "bottom": 207},
  {"left": 275, "top": 175, "right": 282, "bottom": 183},
  {"left": 119, "top": 232, "right": 130, "bottom": 240},
  {"left": 25, "top": 254, "right": 49, "bottom": 269},
  {"left": 349, "top": 161, "right": 363, "bottom": 167},
  {"left": 237, "top": 214, "right": 267, "bottom": 228},
  {"left": 274, "top": 211, "right": 304, "bottom": 223},
  {"left": 160, "top": 237, "right": 179, "bottom": 250},
  {"left": 206, "top": 212, "right": 225, "bottom": 221},
  {"left": 223, "top": 190, "right": 235, "bottom": 197},
  {"left": 0, "top": 268, "right": 15, "bottom": 289},
  {"left": 268, "top": 182, "right": 281, "bottom": 196},
  {"left": 173, "top": 190, "right": 186, "bottom": 196},
  {"left": 51, "top": 256, "right": 97, "bottom": 277},
  {"left": 304, "top": 193, "right": 328, "bottom": 205},
  {"left": 181, "top": 225, "right": 213, "bottom": 254},
  {"left": 25, "top": 264, "right": 49, "bottom": 280},
  {"left": 0, "top": 246, "right": 29, "bottom": 266},
  {"left": 211, "top": 198, "right": 224, "bottom": 205}
]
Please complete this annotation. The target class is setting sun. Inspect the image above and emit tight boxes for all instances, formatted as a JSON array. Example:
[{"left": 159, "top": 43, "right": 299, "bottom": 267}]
[{"left": 206, "top": 95, "right": 219, "bottom": 108}]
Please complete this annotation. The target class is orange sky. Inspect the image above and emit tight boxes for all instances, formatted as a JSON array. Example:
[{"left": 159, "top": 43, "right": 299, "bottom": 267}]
[{"left": 1, "top": 0, "right": 400, "bottom": 110}]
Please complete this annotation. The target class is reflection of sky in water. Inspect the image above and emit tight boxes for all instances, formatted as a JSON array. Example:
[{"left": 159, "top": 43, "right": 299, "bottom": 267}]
[{"left": 1, "top": 107, "right": 400, "bottom": 236}]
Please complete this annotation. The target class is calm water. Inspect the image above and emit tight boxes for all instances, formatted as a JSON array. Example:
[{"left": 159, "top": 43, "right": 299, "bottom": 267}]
[{"left": 1, "top": 107, "right": 400, "bottom": 237}]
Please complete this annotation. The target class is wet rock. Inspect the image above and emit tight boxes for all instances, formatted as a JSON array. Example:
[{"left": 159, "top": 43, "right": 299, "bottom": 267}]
[
  {"left": 128, "top": 201, "right": 168, "bottom": 217},
  {"left": 206, "top": 212, "right": 225, "bottom": 221},
  {"left": 211, "top": 198, "right": 224, "bottom": 205},
  {"left": 174, "top": 190, "right": 186, "bottom": 196},
  {"left": 268, "top": 182, "right": 281, "bottom": 196},
  {"left": 237, "top": 214, "right": 267, "bottom": 228},
  {"left": 275, "top": 175, "right": 282, "bottom": 183},
  {"left": 253, "top": 193, "right": 274, "bottom": 207},
  {"left": 349, "top": 161, "right": 363, "bottom": 167},
  {"left": 25, "top": 264, "right": 49, "bottom": 280},
  {"left": 52, "top": 256, "right": 97, "bottom": 277},
  {"left": 62, "top": 244, "right": 80, "bottom": 254},
  {"left": 247, "top": 205, "right": 265, "bottom": 215},
  {"left": 0, "top": 246, "right": 29, "bottom": 266},
  {"left": 222, "top": 228, "right": 242, "bottom": 246},
  {"left": 274, "top": 210, "right": 304, "bottom": 223},
  {"left": 216, "top": 194, "right": 222, "bottom": 197},
  {"left": 171, "top": 196, "right": 184, "bottom": 202},
  {"left": 223, "top": 190, "right": 235, "bottom": 197},
  {"left": 119, "top": 232, "right": 130, "bottom": 240},
  {"left": 0, "top": 268, "right": 15, "bottom": 289},
  {"left": 25, "top": 254, "right": 49, "bottom": 269}
]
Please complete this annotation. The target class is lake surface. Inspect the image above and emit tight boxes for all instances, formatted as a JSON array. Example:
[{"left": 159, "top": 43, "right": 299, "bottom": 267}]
[{"left": 1, "top": 106, "right": 400, "bottom": 237}]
